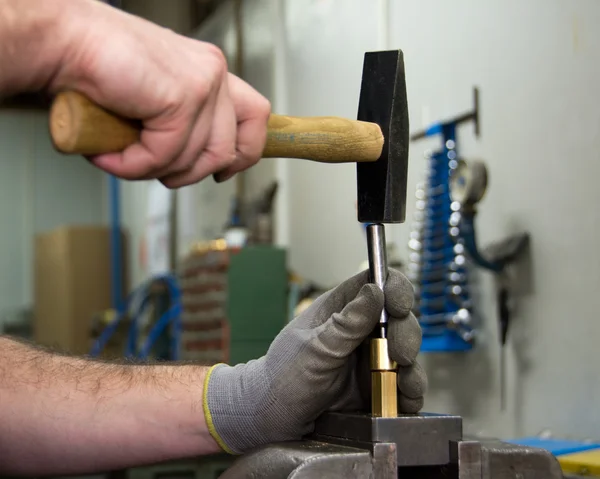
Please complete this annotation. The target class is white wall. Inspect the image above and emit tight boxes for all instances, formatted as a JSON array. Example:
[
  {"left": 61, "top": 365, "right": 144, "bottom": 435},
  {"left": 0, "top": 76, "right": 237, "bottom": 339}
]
[
  {"left": 0, "top": 111, "right": 105, "bottom": 324},
  {"left": 389, "top": 0, "right": 600, "bottom": 440},
  {"left": 282, "top": 1, "right": 388, "bottom": 286}
]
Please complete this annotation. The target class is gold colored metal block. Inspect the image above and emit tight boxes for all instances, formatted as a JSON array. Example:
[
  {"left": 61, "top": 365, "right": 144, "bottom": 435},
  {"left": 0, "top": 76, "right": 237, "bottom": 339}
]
[
  {"left": 370, "top": 338, "right": 397, "bottom": 370},
  {"left": 370, "top": 338, "right": 397, "bottom": 417},
  {"left": 372, "top": 371, "right": 397, "bottom": 417}
]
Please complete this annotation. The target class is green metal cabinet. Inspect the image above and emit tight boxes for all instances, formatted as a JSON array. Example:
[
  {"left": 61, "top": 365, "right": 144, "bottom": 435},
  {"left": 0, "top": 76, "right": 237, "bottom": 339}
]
[{"left": 226, "top": 245, "right": 287, "bottom": 365}]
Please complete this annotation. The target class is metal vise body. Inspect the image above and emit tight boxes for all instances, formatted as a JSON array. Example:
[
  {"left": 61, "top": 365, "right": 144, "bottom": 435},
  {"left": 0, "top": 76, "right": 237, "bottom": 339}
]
[{"left": 220, "top": 412, "right": 563, "bottom": 478}]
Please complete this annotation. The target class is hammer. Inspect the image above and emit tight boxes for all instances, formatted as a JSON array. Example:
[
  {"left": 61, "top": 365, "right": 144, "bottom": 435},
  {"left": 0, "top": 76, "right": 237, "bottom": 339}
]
[
  {"left": 48, "top": 92, "right": 383, "bottom": 164},
  {"left": 356, "top": 50, "right": 409, "bottom": 418}
]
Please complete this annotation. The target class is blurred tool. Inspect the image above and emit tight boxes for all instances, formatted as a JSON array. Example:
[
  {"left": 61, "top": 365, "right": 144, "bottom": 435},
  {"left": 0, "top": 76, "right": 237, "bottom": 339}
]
[
  {"left": 288, "top": 273, "right": 327, "bottom": 322},
  {"left": 90, "top": 274, "right": 182, "bottom": 360},
  {"left": 356, "top": 49, "right": 409, "bottom": 418},
  {"left": 450, "top": 158, "right": 530, "bottom": 410},
  {"left": 223, "top": 181, "right": 279, "bottom": 247},
  {"left": 408, "top": 88, "right": 480, "bottom": 352},
  {"left": 223, "top": 197, "right": 248, "bottom": 248},
  {"left": 49, "top": 91, "right": 384, "bottom": 164},
  {"left": 250, "top": 182, "right": 278, "bottom": 244}
]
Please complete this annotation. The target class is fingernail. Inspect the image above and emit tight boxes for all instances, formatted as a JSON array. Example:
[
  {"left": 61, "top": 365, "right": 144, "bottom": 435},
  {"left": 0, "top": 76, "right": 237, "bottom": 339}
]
[{"left": 213, "top": 171, "right": 235, "bottom": 183}]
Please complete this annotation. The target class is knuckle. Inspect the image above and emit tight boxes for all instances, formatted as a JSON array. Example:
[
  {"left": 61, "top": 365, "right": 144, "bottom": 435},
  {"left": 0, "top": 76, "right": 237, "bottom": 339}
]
[
  {"left": 153, "top": 87, "right": 189, "bottom": 122},
  {"left": 205, "top": 43, "right": 228, "bottom": 78},
  {"left": 189, "top": 47, "right": 227, "bottom": 101},
  {"left": 190, "top": 75, "right": 211, "bottom": 102},
  {"left": 257, "top": 96, "right": 272, "bottom": 119}
]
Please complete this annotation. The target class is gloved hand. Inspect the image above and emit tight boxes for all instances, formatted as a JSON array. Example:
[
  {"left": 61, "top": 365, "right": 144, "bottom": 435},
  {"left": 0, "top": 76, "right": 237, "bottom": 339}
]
[{"left": 203, "top": 268, "right": 427, "bottom": 454}]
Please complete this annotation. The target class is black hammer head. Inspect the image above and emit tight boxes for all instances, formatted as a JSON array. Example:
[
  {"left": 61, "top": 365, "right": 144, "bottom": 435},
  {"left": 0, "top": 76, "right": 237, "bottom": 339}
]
[{"left": 356, "top": 50, "right": 409, "bottom": 224}]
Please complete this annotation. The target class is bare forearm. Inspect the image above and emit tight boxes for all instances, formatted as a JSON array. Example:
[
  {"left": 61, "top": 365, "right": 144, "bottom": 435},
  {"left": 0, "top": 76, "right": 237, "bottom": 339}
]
[
  {"left": 0, "top": 337, "right": 221, "bottom": 476},
  {"left": 0, "top": 0, "right": 77, "bottom": 95}
]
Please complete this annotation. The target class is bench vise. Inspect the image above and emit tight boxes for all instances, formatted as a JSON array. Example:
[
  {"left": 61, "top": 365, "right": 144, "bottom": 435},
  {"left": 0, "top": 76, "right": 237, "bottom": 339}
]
[{"left": 220, "top": 412, "right": 563, "bottom": 478}]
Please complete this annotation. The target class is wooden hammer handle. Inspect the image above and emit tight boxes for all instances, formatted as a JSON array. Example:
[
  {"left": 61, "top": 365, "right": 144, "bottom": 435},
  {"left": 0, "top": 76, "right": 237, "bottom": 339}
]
[{"left": 49, "top": 91, "right": 383, "bottom": 163}]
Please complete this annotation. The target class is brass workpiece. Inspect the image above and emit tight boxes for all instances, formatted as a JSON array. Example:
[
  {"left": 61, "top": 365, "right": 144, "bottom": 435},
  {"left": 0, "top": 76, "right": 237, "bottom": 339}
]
[
  {"left": 370, "top": 338, "right": 397, "bottom": 417},
  {"left": 372, "top": 370, "right": 397, "bottom": 417},
  {"left": 370, "top": 338, "right": 397, "bottom": 371}
]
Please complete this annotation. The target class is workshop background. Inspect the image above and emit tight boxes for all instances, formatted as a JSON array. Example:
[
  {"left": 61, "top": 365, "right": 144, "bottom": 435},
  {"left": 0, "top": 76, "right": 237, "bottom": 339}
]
[
  {"left": 122, "top": 0, "right": 600, "bottom": 440},
  {"left": 1, "top": 0, "right": 599, "bottom": 476}
]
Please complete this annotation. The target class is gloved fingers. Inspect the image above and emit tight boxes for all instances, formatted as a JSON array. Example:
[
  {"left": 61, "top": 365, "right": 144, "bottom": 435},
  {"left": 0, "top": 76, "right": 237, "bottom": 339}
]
[
  {"left": 383, "top": 269, "right": 414, "bottom": 318},
  {"left": 388, "top": 312, "right": 422, "bottom": 367},
  {"left": 398, "top": 395, "right": 424, "bottom": 414},
  {"left": 308, "top": 270, "right": 371, "bottom": 320},
  {"left": 397, "top": 361, "right": 428, "bottom": 399},
  {"left": 319, "top": 283, "right": 383, "bottom": 358},
  {"left": 326, "top": 355, "right": 364, "bottom": 411}
]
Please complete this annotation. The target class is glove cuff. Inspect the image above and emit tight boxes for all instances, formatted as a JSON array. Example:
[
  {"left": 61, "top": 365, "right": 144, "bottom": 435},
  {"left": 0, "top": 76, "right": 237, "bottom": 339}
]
[
  {"left": 203, "top": 359, "right": 271, "bottom": 454},
  {"left": 203, "top": 364, "right": 236, "bottom": 455}
]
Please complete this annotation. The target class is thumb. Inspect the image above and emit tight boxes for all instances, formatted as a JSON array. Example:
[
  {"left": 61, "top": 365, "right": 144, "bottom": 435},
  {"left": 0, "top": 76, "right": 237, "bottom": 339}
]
[
  {"left": 309, "top": 270, "right": 371, "bottom": 320},
  {"left": 319, "top": 283, "right": 383, "bottom": 359}
]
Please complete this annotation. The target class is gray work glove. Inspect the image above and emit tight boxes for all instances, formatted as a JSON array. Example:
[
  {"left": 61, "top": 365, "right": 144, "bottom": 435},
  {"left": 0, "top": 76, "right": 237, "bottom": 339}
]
[{"left": 203, "top": 268, "right": 427, "bottom": 454}]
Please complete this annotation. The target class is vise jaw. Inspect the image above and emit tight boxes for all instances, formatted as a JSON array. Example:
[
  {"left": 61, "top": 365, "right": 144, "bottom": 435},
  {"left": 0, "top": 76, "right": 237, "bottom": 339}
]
[{"left": 219, "top": 412, "right": 563, "bottom": 479}]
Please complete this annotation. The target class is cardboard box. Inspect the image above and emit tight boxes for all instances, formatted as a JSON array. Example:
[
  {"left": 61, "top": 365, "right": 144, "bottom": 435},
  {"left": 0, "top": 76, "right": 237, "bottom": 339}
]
[{"left": 34, "top": 226, "right": 127, "bottom": 355}]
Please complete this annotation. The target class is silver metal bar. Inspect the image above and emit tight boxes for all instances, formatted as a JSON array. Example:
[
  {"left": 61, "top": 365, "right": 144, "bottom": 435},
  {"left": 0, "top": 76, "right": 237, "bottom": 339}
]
[{"left": 366, "top": 223, "right": 388, "bottom": 331}]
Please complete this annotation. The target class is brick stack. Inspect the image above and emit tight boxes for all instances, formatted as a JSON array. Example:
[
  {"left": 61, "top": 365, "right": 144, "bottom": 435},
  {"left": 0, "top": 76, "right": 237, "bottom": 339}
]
[
  {"left": 179, "top": 241, "right": 288, "bottom": 367},
  {"left": 178, "top": 240, "right": 238, "bottom": 364}
]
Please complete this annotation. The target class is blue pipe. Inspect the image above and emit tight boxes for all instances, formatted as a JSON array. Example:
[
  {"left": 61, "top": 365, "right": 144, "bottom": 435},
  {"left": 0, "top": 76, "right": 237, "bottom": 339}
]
[
  {"left": 90, "top": 275, "right": 182, "bottom": 360},
  {"left": 108, "top": 0, "right": 123, "bottom": 312},
  {"left": 461, "top": 213, "right": 503, "bottom": 273},
  {"left": 109, "top": 174, "right": 123, "bottom": 310}
]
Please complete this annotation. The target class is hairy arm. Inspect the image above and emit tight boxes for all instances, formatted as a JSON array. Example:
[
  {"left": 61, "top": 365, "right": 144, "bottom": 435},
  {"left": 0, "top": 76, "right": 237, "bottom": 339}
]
[
  {"left": 0, "top": 337, "right": 221, "bottom": 476},
  {"left": 0, "top": 0, "right": 71, "bottom": 94}
]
